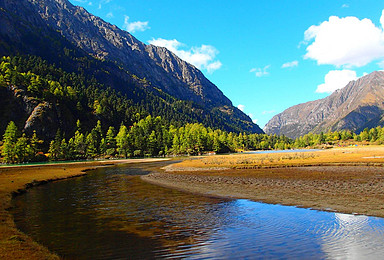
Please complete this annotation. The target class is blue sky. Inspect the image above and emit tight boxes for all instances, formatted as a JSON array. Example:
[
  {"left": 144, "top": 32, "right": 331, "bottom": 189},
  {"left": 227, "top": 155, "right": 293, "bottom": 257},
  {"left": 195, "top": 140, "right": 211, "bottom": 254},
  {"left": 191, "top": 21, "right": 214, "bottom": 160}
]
[{"left": 70, "top": 0, "right": 384, "bottom": 128}]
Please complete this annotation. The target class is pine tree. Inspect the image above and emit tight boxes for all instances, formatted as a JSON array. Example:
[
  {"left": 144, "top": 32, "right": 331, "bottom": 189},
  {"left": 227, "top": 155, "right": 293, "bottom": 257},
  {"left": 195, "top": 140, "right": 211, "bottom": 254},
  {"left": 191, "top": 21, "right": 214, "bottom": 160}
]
[
  {"left": 147, "top": 130, "right": 157, "bottom": 156},
  {"left": 29, "top": 130, "right": 43, "bottom": 161},
  {"left": 73, "top": 131, "right": 86, "bottom": 159},
  {"left": 15, "top": 133, "right": 29, "bottom": 163},
  {"left": 48, "top": 130, "right": 62, "bottom": 160},
  {"left": 116, "top": 124, "right": 129, "bottom": 158},
  {"left": 1, "top": 121, "right": 19, "bottom": 163},
  {"left": 86, "top": 133, "right": 98, "bottom": 158},
  {"left": 105, "top": 126, "right": 116, "bottom": 156}
]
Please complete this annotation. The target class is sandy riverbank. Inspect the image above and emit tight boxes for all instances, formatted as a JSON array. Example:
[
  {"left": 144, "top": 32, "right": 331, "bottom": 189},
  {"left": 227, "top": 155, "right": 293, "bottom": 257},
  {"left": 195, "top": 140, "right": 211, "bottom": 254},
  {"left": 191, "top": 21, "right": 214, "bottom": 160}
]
[
  {"left": 0, "top": 158, "right": 169, "bottom": 259},
  {"left": 142, "top": 146, "right": 384, "bottom": 218}
]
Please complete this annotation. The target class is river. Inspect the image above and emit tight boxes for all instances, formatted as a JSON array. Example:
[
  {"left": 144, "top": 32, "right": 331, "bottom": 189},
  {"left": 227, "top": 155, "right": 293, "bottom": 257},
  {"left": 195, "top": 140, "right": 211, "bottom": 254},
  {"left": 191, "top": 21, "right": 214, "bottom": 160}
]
[{"left": 10, "top": 161, "right": 384, "bottom": 259}]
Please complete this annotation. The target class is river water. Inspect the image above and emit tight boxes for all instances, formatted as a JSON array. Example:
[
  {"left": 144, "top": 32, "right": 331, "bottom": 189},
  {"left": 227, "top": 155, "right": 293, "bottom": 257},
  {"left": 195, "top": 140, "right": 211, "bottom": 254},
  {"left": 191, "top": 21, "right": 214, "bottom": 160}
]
[{"left": 11, "top": 161, "right": 384, "bottom": 259}]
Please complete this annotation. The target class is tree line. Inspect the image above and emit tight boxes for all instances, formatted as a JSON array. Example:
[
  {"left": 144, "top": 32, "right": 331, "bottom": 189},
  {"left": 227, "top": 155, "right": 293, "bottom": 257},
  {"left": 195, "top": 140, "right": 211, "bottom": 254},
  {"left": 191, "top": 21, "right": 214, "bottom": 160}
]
[
  {"left": 0, "top": 116, "right": 292, "bottom": 164},
  {"left": 294, "top": 127, "right": 384, "bottom": 147},
  {"left": 3, "top": 113, "right": 384, "bottom": 164}
]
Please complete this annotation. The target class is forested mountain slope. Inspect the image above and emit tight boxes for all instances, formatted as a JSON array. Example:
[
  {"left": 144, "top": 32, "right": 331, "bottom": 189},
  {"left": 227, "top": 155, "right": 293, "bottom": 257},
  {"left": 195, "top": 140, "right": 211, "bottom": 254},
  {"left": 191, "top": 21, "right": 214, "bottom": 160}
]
[
  {"left": 0, "top": 0, "right": 262, "bottom": 137},
  {"left": 264, "top": 71, "right": 384, "bottom": 139}
]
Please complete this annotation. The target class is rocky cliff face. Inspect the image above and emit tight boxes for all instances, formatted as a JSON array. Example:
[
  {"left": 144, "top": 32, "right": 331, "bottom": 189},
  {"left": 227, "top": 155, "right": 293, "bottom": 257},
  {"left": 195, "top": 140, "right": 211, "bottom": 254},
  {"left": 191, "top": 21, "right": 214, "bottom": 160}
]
[
  {"left": 264, "top": 71, "right": 384, "bottom": 139},
  {"left": 0, "top": 85, "right": 77, "bottom": 140},
  {"left": 23, "top": 0, "right": 231, "bottom": 107}
]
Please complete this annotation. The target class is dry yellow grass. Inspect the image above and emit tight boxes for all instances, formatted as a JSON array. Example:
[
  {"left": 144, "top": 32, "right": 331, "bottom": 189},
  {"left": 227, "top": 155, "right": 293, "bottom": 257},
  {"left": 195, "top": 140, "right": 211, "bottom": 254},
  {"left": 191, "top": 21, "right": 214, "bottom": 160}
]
[{"left": 172, "top": 146, "right": 384, "bottom": 170}]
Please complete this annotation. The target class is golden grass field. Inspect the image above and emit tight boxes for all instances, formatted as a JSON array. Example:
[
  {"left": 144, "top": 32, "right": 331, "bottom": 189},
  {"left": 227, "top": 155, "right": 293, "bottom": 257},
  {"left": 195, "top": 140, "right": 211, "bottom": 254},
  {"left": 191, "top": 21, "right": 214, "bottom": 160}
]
[{"left": 173, "top": 145, "right": 384, "bottom": 169}]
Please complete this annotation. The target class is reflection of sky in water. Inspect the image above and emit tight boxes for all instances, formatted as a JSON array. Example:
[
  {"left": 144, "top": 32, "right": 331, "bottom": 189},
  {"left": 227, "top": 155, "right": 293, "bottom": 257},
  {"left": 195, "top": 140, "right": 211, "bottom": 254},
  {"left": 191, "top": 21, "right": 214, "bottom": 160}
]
[
  {"left": 11, "top": 163, "right": 384, "bottom": 259},
  {"left": 186, "top": 200, "right": 384, "bottom": 259},
  {"left": 320, "top": 213, "right": 384, "bottom": 259}
]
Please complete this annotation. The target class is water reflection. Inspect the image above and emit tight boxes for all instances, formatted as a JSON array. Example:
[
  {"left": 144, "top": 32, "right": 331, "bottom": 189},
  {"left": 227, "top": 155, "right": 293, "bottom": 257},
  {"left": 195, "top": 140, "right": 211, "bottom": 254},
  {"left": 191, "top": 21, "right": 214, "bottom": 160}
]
[
  {"left": 11, "top": 162, "right": 384, "bottom": 259},
  {"left": 321, "top": 213, "right": 384, "bottom": 259}
]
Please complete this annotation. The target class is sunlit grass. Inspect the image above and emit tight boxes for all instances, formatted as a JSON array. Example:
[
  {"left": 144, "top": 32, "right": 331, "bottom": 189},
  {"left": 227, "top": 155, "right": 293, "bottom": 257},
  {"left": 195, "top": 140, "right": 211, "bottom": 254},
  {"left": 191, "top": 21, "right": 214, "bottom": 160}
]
[{"left": 174, "top": 146, "right": 384, "bottom": 169}]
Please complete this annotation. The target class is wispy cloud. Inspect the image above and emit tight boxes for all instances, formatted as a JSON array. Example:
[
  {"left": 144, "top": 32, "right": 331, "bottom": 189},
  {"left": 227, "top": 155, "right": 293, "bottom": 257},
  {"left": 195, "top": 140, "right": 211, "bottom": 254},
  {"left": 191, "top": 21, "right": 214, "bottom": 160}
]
[
  {"left": 72, "top": 0, "right": 94, "bottom": 6},
  {"left": 123, "top": 15, "right": 150, "bottom": 33},
  {"left": 281, "top": 60, "right": 298, "bottom": 68},
  {"left": 106, "top": 12, "right": 114, "bottom": 18},
  {"left": 149, "top": 38, "right": 222, "bottom": 73},
  {"left": 98, "top": 0, "right": 112, "bottom": 9},
  {"left": 250, "top": 65, "right": 270, "bottom": 77}
]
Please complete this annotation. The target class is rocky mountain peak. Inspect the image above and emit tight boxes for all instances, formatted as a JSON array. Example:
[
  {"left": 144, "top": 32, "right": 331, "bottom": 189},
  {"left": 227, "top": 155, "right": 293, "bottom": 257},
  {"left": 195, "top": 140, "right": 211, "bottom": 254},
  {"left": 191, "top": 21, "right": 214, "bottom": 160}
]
[
  {"left": 25, "top": 0, "right": 233, "bottom": 108},
  {"left": 264, "top": 71, "right": 384, "bottom": 138}
]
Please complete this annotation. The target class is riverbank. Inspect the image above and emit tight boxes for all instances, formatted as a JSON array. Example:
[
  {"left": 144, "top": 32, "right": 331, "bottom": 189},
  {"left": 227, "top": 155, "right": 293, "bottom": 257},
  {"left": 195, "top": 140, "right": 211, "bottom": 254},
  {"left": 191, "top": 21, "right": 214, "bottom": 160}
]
[
  {"left": 143, "top": 146, "right": 384, "bottom": 218},
  {"left": 0, "top": 158, "right": 169, "bottom": 259}
]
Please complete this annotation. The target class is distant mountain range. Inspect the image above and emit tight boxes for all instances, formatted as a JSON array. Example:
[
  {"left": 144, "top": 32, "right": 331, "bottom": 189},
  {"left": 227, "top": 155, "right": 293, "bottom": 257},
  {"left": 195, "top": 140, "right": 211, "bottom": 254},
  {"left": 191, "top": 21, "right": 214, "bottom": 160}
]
[
  {"left": 264, "top": 71, "right": 384, "bottom": 139},
  {"left": 0, "top": 0, "right": 262, "bottom": 137}
]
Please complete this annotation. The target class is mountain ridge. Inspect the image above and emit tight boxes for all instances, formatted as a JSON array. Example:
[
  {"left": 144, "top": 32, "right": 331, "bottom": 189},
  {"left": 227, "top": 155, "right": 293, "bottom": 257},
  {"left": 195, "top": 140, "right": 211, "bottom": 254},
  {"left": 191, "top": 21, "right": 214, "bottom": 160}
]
[
  {"left": 0, "top": 0, "right": 263, "bottom": 136},
  {"left": 264, "top": 71, "right": 384, "bottom": 139},
  {"left": 28, "top": 0, "right": 231, "bottom": 107}
]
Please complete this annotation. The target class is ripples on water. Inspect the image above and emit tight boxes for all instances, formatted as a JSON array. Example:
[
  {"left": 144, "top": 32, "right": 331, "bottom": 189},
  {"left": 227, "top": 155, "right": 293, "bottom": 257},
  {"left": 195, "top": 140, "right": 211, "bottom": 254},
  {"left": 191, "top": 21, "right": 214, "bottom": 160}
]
[{"left": 11, "top": 162, "right": 384, "bottom": 259}]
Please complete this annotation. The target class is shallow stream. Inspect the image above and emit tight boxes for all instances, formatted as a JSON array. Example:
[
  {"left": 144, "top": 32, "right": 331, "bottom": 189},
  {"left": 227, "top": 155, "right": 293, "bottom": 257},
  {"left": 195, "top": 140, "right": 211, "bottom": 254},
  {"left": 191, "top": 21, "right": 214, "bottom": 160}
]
[{"left": 11, "top": 161, "right": 384, "bottom": 259}]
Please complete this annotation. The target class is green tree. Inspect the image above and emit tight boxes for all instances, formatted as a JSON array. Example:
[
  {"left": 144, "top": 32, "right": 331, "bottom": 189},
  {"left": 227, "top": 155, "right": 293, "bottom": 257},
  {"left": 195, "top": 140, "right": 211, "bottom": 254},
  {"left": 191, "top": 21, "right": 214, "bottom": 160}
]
[
  {"left": 105, "top": 126, "right": 116, "bottom": 156},
  {"left": 1, "top": 121, "right": 19, "bottom": 163},
  {"left": 116, "top": 124, "right": 129, "bottom": 158},
  {"left": 29, "top": 131, "right": 43, "bottom": 161},
  {"left": 86, "top": 132, "right": 98, "bottom": 158},
  {"left": 15, "top": 133, "right": 29, "bottom": 163},
  {"left": 48, "top": 130, "right": 62, "bottom": 160}
]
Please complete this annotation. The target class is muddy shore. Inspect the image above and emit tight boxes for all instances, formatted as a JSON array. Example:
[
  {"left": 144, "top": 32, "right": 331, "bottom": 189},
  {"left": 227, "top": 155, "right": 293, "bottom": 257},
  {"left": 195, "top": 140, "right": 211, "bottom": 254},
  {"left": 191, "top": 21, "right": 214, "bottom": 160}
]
[
  {"left": 142, "top": 165, "right": 384, "bottom": 218},
  {"left": 0, "top": 158, "right": 168, "bottom": 259}
]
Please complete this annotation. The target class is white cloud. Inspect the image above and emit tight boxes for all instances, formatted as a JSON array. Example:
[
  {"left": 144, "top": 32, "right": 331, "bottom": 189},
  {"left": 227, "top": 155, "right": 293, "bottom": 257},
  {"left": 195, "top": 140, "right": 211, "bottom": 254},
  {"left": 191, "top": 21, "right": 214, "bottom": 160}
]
[
  {"left": 106, "top": 12, "right": 113, "bottom": 18},
  {"left": 237, "top": 104, "right": 245, "bottom": 111},
  {"left": 303, "top": 10, "right": 384, "bottom": 68},
  {"left": 282, "top": 60, "right": 298, "bottom": 68},
  {"left": 148, "top": 38, "right": 222, "bottom": 73},
  {"left": 316, "top": 70, "right": 357, "bottom": 93},
  {"left": 207, "top": 61, "right": 222, "bottom": 73},
  {"left": 250, "top": 65, "right": 270, "bottom": 77},
  {"left": 123, "top": 16, "right": 150, "bottom": 33},
  {"left": 342, "top": 4, "right": 349, "bottom": 8}
]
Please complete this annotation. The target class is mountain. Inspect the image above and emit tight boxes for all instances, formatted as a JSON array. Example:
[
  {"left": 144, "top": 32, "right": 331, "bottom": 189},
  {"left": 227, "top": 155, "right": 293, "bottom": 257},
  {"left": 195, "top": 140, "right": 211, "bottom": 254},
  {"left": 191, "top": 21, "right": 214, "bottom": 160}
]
[
  {"left": 0, "top": 0, "right": 263, "bottom": 137},
  {"left": 264, "top": 71, "right": 384, "bottom": 139}
]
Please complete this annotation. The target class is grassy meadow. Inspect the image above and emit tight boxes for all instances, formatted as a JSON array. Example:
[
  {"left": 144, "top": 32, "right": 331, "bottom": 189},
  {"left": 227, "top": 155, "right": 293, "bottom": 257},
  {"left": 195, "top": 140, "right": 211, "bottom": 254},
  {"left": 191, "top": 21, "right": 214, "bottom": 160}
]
[{"left": 172, "top": 146, "right": 384, "bottom": 170}]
